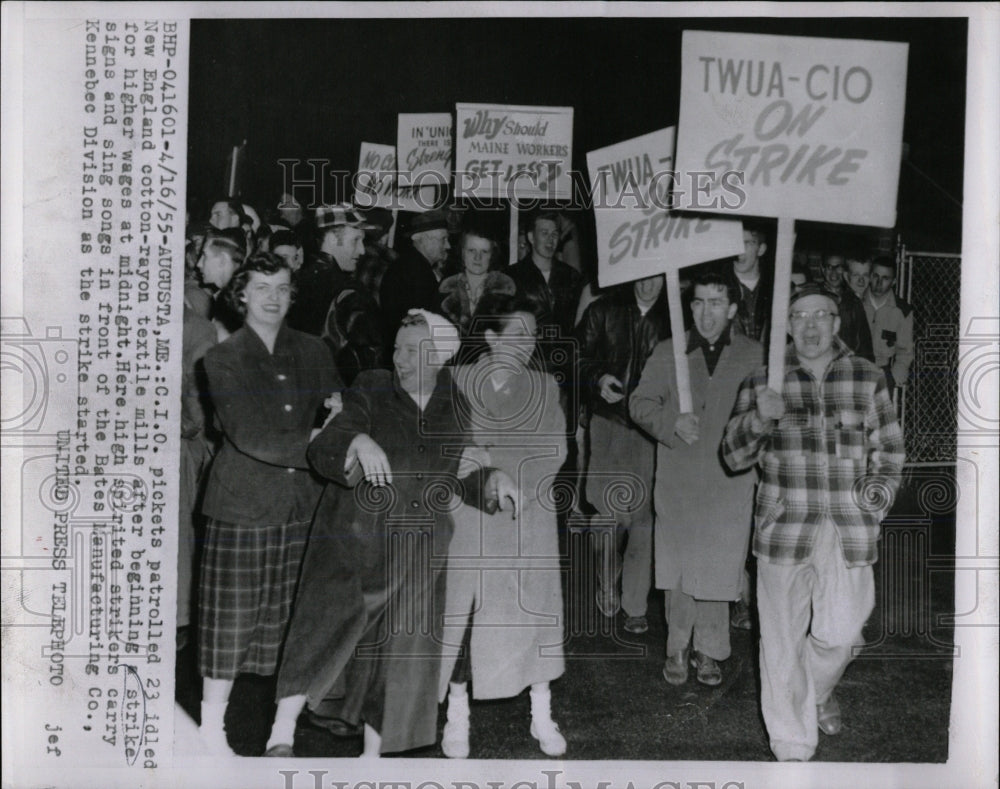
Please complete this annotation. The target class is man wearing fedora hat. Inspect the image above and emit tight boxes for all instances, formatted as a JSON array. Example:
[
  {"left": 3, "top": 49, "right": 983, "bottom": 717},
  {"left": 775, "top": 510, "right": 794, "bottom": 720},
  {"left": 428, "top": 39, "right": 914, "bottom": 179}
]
[
  {"left": 379, "top": 209, "right": 452, "bottom": 351},
  {"left": 286, "top": 203, "right": 374, "bottom": 338},
  {"left": 722, "top": 283, "right": 904, "bottom": 762}
]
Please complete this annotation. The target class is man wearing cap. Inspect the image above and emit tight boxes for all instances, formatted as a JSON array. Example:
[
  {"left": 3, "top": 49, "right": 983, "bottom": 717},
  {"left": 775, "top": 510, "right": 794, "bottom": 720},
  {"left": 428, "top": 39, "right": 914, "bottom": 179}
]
[
  {"left": 286, "top": 203, "right": 372, "bottom": 338},
  {"left": 379, "top": 209, "right": 452, "bottom": 354},
  {"left": 722, "top": 283, "right": 904, "bottom": 762}
]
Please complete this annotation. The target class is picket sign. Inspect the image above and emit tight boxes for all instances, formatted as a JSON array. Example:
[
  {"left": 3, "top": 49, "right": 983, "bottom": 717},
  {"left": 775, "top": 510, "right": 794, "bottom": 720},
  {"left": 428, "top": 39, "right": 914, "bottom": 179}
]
[
  {"left": 586, "top": 126, "right": 745, "bottom": 411},
  {"left": 396, "top": 113, "right": 452, "bottom": 213},
  {"left": 674, "top": 30, "right": 908, "bottom": 390},
  {"left": 454, "top": 103, "right": 574, "bottom": 265}
]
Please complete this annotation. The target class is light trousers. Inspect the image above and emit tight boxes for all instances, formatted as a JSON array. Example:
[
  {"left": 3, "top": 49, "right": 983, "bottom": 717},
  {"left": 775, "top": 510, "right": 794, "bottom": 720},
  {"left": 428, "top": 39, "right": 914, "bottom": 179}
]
[
  {"left": 664, "top": 590, "right": 730, "bottom": 660},
  {"left": 757, "top": 519, "right": 875, "bottom": 762}
]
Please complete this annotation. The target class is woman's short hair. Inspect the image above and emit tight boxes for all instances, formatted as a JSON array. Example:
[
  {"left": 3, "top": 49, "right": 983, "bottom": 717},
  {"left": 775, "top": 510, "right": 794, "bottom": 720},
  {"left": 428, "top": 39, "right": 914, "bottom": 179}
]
[
  {"left": 221, "top": 251, "right": 295, "bottom": 319},
  {"left": 458, "top": 226, "right": 500, "bottom": 272}
]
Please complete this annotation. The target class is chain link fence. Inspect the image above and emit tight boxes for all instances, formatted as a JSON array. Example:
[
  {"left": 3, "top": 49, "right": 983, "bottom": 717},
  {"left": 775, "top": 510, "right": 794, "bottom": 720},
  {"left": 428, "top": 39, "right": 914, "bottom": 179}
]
[{"left": 897, "top": 249, "right": 961, "bottom": 465}]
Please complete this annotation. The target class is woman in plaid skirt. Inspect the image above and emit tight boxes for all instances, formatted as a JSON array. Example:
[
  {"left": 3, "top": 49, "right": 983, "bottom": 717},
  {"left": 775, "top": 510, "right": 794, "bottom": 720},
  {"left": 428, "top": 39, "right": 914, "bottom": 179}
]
[{"left": 197, "top": 253, "right": 340, "bottom": 756}]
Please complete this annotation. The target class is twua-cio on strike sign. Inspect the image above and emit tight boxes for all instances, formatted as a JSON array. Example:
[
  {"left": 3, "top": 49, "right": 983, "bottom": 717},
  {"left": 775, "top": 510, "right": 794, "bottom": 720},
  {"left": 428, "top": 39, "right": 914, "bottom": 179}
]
[
  {"left": 674, "top": 31, "right": 908, "bottom": 227},
  {"left": 674, "top": 30, "right": 907, "bottom": 390}
]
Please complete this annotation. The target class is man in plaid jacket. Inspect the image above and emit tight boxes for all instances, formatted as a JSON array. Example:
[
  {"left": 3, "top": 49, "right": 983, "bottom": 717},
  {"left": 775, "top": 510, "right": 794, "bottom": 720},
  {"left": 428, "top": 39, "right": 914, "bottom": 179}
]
[{"left": 722, "top": 283, "right": 905, "bottom": 762}]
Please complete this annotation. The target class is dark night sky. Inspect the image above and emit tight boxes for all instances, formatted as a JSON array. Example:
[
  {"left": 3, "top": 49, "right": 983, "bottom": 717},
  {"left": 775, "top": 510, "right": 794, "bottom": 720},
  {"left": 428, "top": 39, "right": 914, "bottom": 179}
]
[{"left": 188, "top": 15, "right": 967, "bottom": 252}]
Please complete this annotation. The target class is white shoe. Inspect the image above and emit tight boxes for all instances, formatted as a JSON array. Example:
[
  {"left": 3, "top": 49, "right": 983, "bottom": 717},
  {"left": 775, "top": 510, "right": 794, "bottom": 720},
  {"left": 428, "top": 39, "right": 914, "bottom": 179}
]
[
  {"left": 442, "top": 718, "right": 470, "bottom": 759},
  {"left": 442, "top": 688, "right": 470, "bottom": 758},
  {"left": 530, "top": 718, "right": 566, "bottom": 757}
]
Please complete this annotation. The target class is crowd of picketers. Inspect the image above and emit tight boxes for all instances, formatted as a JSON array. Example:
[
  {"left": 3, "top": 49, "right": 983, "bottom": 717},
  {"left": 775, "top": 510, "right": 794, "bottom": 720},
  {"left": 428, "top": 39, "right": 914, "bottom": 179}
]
[{"left": 180, "top": 193, "right": 907, "bottom": 762}]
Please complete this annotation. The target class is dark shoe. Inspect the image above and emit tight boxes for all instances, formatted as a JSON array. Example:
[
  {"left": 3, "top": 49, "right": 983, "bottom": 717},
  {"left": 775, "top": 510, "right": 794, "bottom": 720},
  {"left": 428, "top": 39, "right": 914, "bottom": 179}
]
[
  {"left": 816, "top": 694, "right": 843, "bottom": 735},
  {"left": 305, "top": 709, "right": 361, "bottom": 738},
  {"left": 176, "top": 626, "right": 189, "bottom": 651},
  {"left": 264, "top": 743, "right": 294, "bottom": 757},
  {"left": 690, "top": 650, "right": 722, "bottom": 686},
  {"left": 624, "top": 615, "right": 648, "bottom": 634},
  {"left": 730, "top": 599, "right": 752, "bottom": 630},
  {"left": 662, "top": 648, "right": 690, "bottom": 686}
]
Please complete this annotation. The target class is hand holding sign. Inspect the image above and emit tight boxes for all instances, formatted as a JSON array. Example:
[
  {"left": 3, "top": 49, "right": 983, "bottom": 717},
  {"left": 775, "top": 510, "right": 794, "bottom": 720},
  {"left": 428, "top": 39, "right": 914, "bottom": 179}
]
[
  {"left": 674, "top": 413, "right": 700, "bottom": 445},
  {"left": 674, "top": 31, "right": 907, "bottom": 390}
]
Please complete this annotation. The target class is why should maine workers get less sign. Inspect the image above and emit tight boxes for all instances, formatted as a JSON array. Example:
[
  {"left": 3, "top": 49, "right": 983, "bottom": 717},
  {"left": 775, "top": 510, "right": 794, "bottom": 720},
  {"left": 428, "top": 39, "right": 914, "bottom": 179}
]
[{"left": 674, "top": 31, "right": 908, "bottom": 227}]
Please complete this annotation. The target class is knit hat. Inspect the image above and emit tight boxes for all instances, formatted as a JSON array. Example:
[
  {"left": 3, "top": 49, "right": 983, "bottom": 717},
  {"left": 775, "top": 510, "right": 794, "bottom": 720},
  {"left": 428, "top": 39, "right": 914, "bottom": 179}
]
[{"left": 407, "top": 309, "right": 460, "bottom": 365}]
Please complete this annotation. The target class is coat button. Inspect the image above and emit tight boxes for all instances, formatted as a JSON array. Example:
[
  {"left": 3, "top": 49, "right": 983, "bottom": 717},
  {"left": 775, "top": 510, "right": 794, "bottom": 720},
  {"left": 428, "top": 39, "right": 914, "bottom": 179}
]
[
  {"left": 416, "top": 473, "right": 424, "bottom": 480},
  {"left": 283, "top": 404, "right": 293, "bottom": 412},
  {"left": 286, "top": 467, "right": 296, "bottom": 474},
  {"left": 276, "top": 374, "right": 287, "bottom": 381},
  {"left": 417, "top": 445, "right": 426, "bottom": 454},
  {"left": 410, "top": 500, "right": 420, "bottom": 509}
]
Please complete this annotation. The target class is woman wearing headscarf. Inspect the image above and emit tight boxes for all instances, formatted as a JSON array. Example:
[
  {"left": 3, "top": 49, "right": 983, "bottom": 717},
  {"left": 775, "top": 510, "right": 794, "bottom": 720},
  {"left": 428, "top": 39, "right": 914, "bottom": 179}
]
[
  {"left": 267, "top": 310, "right": 516, "bottom": 758},
  {"left": 438, "top": 291, "right": 568, "bottom": 758},
  {"left": 197, "top": 252, "right": 340, "bottom": 755}
]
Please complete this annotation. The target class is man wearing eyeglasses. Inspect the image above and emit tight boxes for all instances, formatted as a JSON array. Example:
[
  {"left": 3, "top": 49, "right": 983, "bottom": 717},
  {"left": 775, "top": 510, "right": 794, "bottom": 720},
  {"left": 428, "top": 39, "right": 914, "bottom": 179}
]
[
  {"left": 722, "top": 283, "right": 905, "bottom": 762},
  {"left": 820, "top": 252, "right": 875, "bottom": 362}
]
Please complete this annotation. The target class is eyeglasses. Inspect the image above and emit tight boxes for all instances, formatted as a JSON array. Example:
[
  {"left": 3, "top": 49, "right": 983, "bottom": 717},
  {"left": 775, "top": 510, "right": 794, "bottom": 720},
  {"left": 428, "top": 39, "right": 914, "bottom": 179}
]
[{"left": 790, "top": 309, "right": 838, "bottom": 324}]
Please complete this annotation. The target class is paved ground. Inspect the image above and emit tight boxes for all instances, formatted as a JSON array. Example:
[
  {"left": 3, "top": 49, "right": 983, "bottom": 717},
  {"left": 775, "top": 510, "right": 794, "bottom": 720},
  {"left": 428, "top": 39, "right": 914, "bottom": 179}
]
[{"left": 176, "top": 472, "right": 956, "bottom": 762}]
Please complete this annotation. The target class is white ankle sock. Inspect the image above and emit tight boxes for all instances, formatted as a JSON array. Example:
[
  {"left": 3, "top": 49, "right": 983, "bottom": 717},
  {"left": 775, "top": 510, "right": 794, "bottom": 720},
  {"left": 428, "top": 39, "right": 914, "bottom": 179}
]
[
  {"left": 265, "top": 696, "right": 304, "bottom": 751},
  {"left": 266, "top": 718, "right": 297, "bottom": 751}
]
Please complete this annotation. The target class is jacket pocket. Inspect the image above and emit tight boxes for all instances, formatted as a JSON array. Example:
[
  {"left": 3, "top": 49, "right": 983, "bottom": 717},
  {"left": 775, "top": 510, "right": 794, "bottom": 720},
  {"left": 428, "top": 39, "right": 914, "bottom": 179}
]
[{"left": 835, "top": 410, "right": 866, "bottom": 461}]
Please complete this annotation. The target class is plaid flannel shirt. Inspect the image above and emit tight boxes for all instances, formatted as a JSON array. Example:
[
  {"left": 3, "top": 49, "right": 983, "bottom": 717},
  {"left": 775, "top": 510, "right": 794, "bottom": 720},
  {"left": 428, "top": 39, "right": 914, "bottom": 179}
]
[{"left": 722, "top": 340, "right": 905, "bottom": 567}]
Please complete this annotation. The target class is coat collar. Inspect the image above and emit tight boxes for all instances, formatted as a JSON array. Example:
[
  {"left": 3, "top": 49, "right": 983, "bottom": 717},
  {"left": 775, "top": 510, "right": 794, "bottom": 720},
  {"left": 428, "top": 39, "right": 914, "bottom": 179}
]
[{"left": 234, "top": 322, "right": 296, "bottom": 358}]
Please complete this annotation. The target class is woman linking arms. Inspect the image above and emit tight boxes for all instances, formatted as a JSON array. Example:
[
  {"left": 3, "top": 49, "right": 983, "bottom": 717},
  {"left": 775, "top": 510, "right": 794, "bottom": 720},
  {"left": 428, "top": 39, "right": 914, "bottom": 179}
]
[
  {"left": 439, "top": 291, "right": 568, "bottom": 758},
  {"left": 267, "top": 310, "right": 516, "bottom": 758},
  {"left": 197, "top": 252, "right": 340, "bottom": 755}
]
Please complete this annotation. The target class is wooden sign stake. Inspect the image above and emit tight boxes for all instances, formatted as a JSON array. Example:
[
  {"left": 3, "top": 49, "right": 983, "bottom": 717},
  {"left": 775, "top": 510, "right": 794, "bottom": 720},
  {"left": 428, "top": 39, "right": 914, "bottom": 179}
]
[
  {"left": 766, "top": 217, "right": 796, "bottom": 392},
  {"left": 509, "top": 206, "right": 519, "bottom": 265},
  {"left": 664, "top": 267, "right": 693, "bottom": 413}
]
